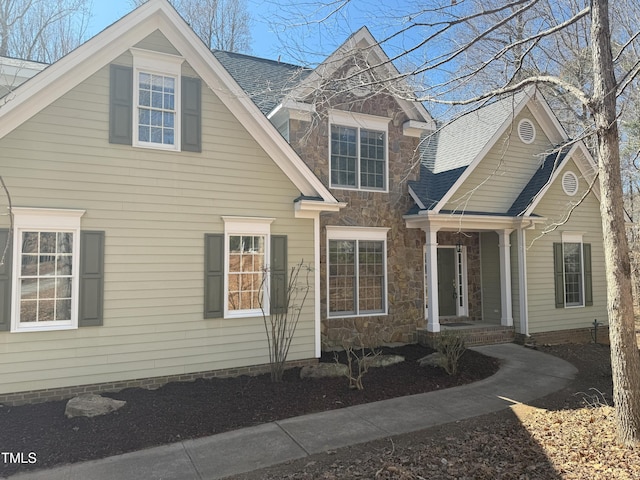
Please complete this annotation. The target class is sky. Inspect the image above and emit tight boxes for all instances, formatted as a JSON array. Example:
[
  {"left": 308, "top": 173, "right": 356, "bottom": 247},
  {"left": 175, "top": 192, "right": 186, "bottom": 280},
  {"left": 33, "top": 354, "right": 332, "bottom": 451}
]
[
  {"left": 87, "top": 0, "right": 417, "bottom": 66},
  {"left": 88, "top": 0, "right": 280, "bottom": 60}
]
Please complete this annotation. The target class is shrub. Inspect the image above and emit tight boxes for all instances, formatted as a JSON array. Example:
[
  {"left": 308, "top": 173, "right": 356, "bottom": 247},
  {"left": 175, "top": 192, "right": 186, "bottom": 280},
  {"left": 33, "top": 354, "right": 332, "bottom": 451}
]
[{"left": 436, "top": 329, "right": 466, "bottom": 375}]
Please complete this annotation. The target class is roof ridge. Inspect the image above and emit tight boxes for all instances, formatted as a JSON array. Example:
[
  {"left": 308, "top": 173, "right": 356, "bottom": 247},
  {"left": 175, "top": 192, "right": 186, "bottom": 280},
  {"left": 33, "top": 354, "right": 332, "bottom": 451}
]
[{"left": 212, "top": 49, "right": 305, "bottom": 70}]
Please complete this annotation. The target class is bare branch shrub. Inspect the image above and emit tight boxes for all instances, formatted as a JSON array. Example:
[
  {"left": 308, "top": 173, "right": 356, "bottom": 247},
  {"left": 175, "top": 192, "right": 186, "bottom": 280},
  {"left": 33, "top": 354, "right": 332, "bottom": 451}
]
[
  {"left": 335, "top": 340, "right": 381, "bottom": 391},
  {"left": 436, "top": 329, "right": 467, "bottom": 376},
  {"left": 259, "top": 260, "right": 311, "bottom": 382}
]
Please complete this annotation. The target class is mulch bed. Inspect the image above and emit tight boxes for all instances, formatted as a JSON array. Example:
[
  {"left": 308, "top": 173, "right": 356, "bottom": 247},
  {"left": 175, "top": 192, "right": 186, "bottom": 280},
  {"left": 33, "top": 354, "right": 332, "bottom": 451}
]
[
  {"left": 0, "top": 344, "right": 499, "bottom": 477},
  {"left": 229, "top": 342, "right": 628, "bottom": 480}
]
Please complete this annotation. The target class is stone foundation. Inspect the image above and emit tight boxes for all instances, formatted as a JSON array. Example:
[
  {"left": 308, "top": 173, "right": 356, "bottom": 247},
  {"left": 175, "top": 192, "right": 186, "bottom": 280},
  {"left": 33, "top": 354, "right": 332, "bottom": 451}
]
[{"left": 0, "top": 358, "right": 318, "bottom": 406}]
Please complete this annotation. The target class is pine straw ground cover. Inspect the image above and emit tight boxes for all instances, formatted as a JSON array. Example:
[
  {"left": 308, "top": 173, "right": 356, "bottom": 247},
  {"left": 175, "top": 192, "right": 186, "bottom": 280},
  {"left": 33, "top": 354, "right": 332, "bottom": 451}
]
[{"left": 231, "top": 343, "right": 640, "bottom": 480}]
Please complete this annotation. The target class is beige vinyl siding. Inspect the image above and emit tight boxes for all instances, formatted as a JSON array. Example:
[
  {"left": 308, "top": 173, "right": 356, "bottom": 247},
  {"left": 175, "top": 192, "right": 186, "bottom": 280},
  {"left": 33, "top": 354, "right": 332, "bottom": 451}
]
[
  {"left": 134, "top": 30, "right": 181, "bottom": 55},
  {"left": 525, "top": 159, "right": 607, "bottom": 334},
  {"left": 480, "top": 232, "right": 501, "bottom": 322},
  {"left": 0, "top": 54, "right": 316, "bottom": 394},
  {"left": 443, "top": 108, "right": 553, "bottom": 213}
]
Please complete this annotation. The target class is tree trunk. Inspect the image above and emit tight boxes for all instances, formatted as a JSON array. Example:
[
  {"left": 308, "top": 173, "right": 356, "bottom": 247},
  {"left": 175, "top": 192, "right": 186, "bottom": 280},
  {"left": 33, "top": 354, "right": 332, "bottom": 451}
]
[{"left": 591, "top": 0, "right": 640, "bottom": 446}]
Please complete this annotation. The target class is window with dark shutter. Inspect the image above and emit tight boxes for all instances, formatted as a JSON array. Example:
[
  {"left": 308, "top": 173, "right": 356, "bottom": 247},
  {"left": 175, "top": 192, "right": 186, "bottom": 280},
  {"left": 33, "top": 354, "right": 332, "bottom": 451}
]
[
  {"left": 553, "top": 243, "right": 565, "bottom": 308},
  {"left": 584, "top": 243, "right": 593, "bottom": 306},
  {"left": 204, "top": 234, "right": 224, "bottom": 318},
  {"left": 0, "top": 229, "right": 11, "bottom": 331},
  {"left": 182, "top": 76, "right": 202, "bottom": 152},
  {"left": 79, "top": 231, "right": 105, "bottom": 327},
  {"left": 270, "top": 235, "right": 288, "bottom": 315},
  {"left": 109, "top": 65, "right": 133, "bottom": 145}
]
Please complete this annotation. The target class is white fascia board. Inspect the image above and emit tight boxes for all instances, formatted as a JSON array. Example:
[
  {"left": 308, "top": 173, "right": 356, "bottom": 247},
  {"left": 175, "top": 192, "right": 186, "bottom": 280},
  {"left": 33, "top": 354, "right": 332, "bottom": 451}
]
[
  {"left": 408, "top": 185, "right": 426, "bottom": 210},
  {"left": 0, "top": 0, "right": 340, "bottom": 206},
  {"left": 0, "top": 0, "right": 164, "bottom": 139},
  {"left": 295, "top": 200, "right": 346, "bottom": 218},
  {"left": 524, "top": 141, "right": 600, "bottom": 216},
  {"left": 432, "top": 90, "right": 533, "bottom": 213},
  {"left": 403, "top": 120, "right": 434, "bottom": 138},
  {"left": 148, "top": 11, "right": 339, "bottom": 203},
  {"left": 403, "top": 210, "right": 547, "bottom": 231},
  {"left": 527, "top": 90, "right": 569, "bottom": 145},
  {"left": 288, "top": 27, "right": 435, "bottom": 127},
  {"left": 267, "top": 100, "right": 315, "bottom": 124}
]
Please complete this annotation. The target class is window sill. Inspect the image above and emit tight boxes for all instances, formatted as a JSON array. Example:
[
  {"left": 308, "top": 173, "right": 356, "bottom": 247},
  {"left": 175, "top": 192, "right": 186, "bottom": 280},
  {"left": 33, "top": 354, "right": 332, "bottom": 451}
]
[
  {"left": 133, "top": 142, "right": 180, "bottom": 152},
  {"left": 329, "top": 185, "right": 388, "bottom": 193},
  {"left": 12, "top": 323, "right": 77, "bottom": 333},
  {"left": 225, "top": 309, "right": 265, "bottom": 319},
  {"left": 327, "top": 311, "right": 387, "bottom": 319}
]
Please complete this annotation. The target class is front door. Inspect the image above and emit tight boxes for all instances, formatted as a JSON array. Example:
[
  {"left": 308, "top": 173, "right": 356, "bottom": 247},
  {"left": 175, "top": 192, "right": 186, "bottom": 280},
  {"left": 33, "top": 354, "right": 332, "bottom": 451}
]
[{"left": 437, "top": 248, "right": 457, "bottom": 316}]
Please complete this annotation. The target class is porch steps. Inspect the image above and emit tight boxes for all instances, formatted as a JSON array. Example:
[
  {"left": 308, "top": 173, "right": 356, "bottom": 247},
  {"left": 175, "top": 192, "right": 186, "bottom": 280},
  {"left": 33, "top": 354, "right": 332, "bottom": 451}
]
[{"left": 417, "top": 324, "right": 515, "bottom": 348}]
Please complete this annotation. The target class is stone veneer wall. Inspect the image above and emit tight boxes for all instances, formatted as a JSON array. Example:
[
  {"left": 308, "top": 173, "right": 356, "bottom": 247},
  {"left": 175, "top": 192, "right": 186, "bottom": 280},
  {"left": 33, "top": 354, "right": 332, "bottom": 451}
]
[{"left": 289, "top": 90, "right": 426, "bottom": 348}]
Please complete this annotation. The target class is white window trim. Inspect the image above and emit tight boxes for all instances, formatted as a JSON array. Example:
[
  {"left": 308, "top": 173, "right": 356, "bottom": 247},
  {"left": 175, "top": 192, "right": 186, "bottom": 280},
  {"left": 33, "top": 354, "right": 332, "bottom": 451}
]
[
  {"left": 326, "top": 226, "right": 389, "bottom": 318},
  {"left": 328, "top": 110, "right": 390, "bottom": 193},
  {"left": 222, "top": 217, "right": 274, "bottom": 319},
  {"left": 11, "top": 208, "right": 85, "bottom": 332},
  {"left": 131, "top": 48, "right": 184, "bottom": 152},
  {"left": 561, "top": 232, "right": 585, "bottom": 308}
]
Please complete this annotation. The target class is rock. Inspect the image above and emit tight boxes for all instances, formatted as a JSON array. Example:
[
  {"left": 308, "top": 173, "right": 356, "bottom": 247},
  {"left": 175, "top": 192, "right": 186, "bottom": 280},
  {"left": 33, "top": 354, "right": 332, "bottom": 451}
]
[
  {"left": 418, "top": 352, "right": 446, "bottom": 368},
  {"left": 300, "top": 363, "right": 349, "bottom": 379},
  {"left": 65, "top": 394, "right": 126, "bottom": 418},
  {"left": 360, "top": 354, "right": 405, "bottom": 368}
]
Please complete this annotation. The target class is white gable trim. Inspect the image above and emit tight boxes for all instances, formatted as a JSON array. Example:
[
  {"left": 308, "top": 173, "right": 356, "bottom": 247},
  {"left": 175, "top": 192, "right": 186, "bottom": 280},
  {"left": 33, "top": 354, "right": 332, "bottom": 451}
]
[
  {"left": 287, "top": 27, "right": 436, "bottom": 130},
  {"left": 523, "top": 142, "right": 600, "bottom": 216},
  {"left": 408, "top": 185, "right": 426, "bottom": 210},
  {"left": 0, "top": 0, "right": 341, "bottom": 207},
  {"left": 432, "top": 87, "right": 570, "bottom": 214}
]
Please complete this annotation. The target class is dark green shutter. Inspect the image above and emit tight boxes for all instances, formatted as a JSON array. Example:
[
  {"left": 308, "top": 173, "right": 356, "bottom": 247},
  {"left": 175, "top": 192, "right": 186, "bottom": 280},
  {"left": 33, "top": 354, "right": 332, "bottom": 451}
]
[
  {"left": 584, "top": 243, "right": 593, "bottom": 306},
  {"left": 270, "top": 235, "right": 288, "bottom": 315},
  {"left": 0, "top": 229, "right": 11, "bottom": 331},
  {"left": 182, "top": 76, "right": 202, "bottom": 152},
  {"left": 109, "top": 64, "right": 133, "bottom": 145},
  {"left": 205, "top": 234, "right": 224, "bottom": 318},
  {"left": 553, "top": 242, "right": 564, "bottom": 308},
  {"left": 79, "top": 231, "right": 105, "bottom": 327}
]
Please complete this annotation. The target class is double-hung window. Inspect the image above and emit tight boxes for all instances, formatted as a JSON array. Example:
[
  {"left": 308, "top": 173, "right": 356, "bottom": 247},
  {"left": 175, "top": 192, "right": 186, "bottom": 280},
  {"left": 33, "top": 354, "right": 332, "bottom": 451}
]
[
  {"left": 327, "top": 226, "right": 388, "bottom": 317},
  {"left": 222, "top": 217, "right": 274, "bottom": 318},
  {"left": 329, "top": 110, "right": 389, "bottom": 192},
  {"left": 553, "top": 233, "right": 593, "bottom": 308},
  {"left": 11, "top": 208, "right": 84, "bottom": 332},
  {"left": 131, "top": 48, "right": 183, "bottom": 150}
]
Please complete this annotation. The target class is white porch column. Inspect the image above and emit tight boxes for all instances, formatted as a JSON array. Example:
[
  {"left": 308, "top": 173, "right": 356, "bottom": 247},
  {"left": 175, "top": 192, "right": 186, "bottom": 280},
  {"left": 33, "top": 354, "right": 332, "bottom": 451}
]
[
  {"left": 424, "top": 227, "right": 440, "bottom": 332},
  {"left": 497, "top": 229, "right": 514, "bottom": 327}
]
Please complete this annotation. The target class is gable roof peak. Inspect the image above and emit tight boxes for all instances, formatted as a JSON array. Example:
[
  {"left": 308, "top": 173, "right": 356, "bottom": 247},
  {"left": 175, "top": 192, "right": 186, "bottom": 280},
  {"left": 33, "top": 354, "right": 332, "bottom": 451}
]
[{"left": 0, "top": 0, "right": 339, "bottom": 206}]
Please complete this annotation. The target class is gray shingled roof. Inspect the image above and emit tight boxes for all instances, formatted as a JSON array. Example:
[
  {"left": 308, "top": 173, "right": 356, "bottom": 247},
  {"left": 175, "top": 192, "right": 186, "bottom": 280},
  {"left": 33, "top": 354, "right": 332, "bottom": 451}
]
[
  {"left": 409, "top": 92, "right": 528, "bottom": 211},
  {"left": 507, "top": 148, "right": 569, "bottom": 216},
  {"left": 213, "top": 50, "right": 311, "bottom": 115}
]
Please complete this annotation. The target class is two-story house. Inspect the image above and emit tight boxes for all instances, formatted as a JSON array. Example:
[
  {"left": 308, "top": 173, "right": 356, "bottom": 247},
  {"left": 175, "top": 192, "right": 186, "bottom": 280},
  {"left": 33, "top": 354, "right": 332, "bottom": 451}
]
[{"left": 0, "top": 0, "right": 608, "bottom": 404}]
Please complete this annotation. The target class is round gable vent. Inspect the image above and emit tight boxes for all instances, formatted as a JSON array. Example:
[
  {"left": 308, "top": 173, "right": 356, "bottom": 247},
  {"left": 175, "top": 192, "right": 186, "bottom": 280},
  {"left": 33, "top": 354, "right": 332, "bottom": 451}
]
[
  {"left": 518, "top": 119, "right": 536, "bottom": 144},
  {"left": 562, "top": 171, "right": 579, "bottom": 196}
]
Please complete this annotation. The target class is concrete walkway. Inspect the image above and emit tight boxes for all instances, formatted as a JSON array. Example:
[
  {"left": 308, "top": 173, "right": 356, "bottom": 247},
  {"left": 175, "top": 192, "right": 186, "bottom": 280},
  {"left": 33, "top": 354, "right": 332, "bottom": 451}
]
[{"left": 5, "top": 344, "right": 578, "bottom": 480}]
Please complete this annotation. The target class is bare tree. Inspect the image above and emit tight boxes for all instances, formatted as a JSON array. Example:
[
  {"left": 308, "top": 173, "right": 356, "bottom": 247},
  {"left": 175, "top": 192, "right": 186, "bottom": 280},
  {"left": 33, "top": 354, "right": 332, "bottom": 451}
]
[
  {"left": 0, "top": 0, "right": 90, "bottom": 63},
  {"left": 130, "top": 0, "right": 251, "bottom": 52},
  {"left": 273, "top": 0, "right": 640, "bottom": 445}
]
